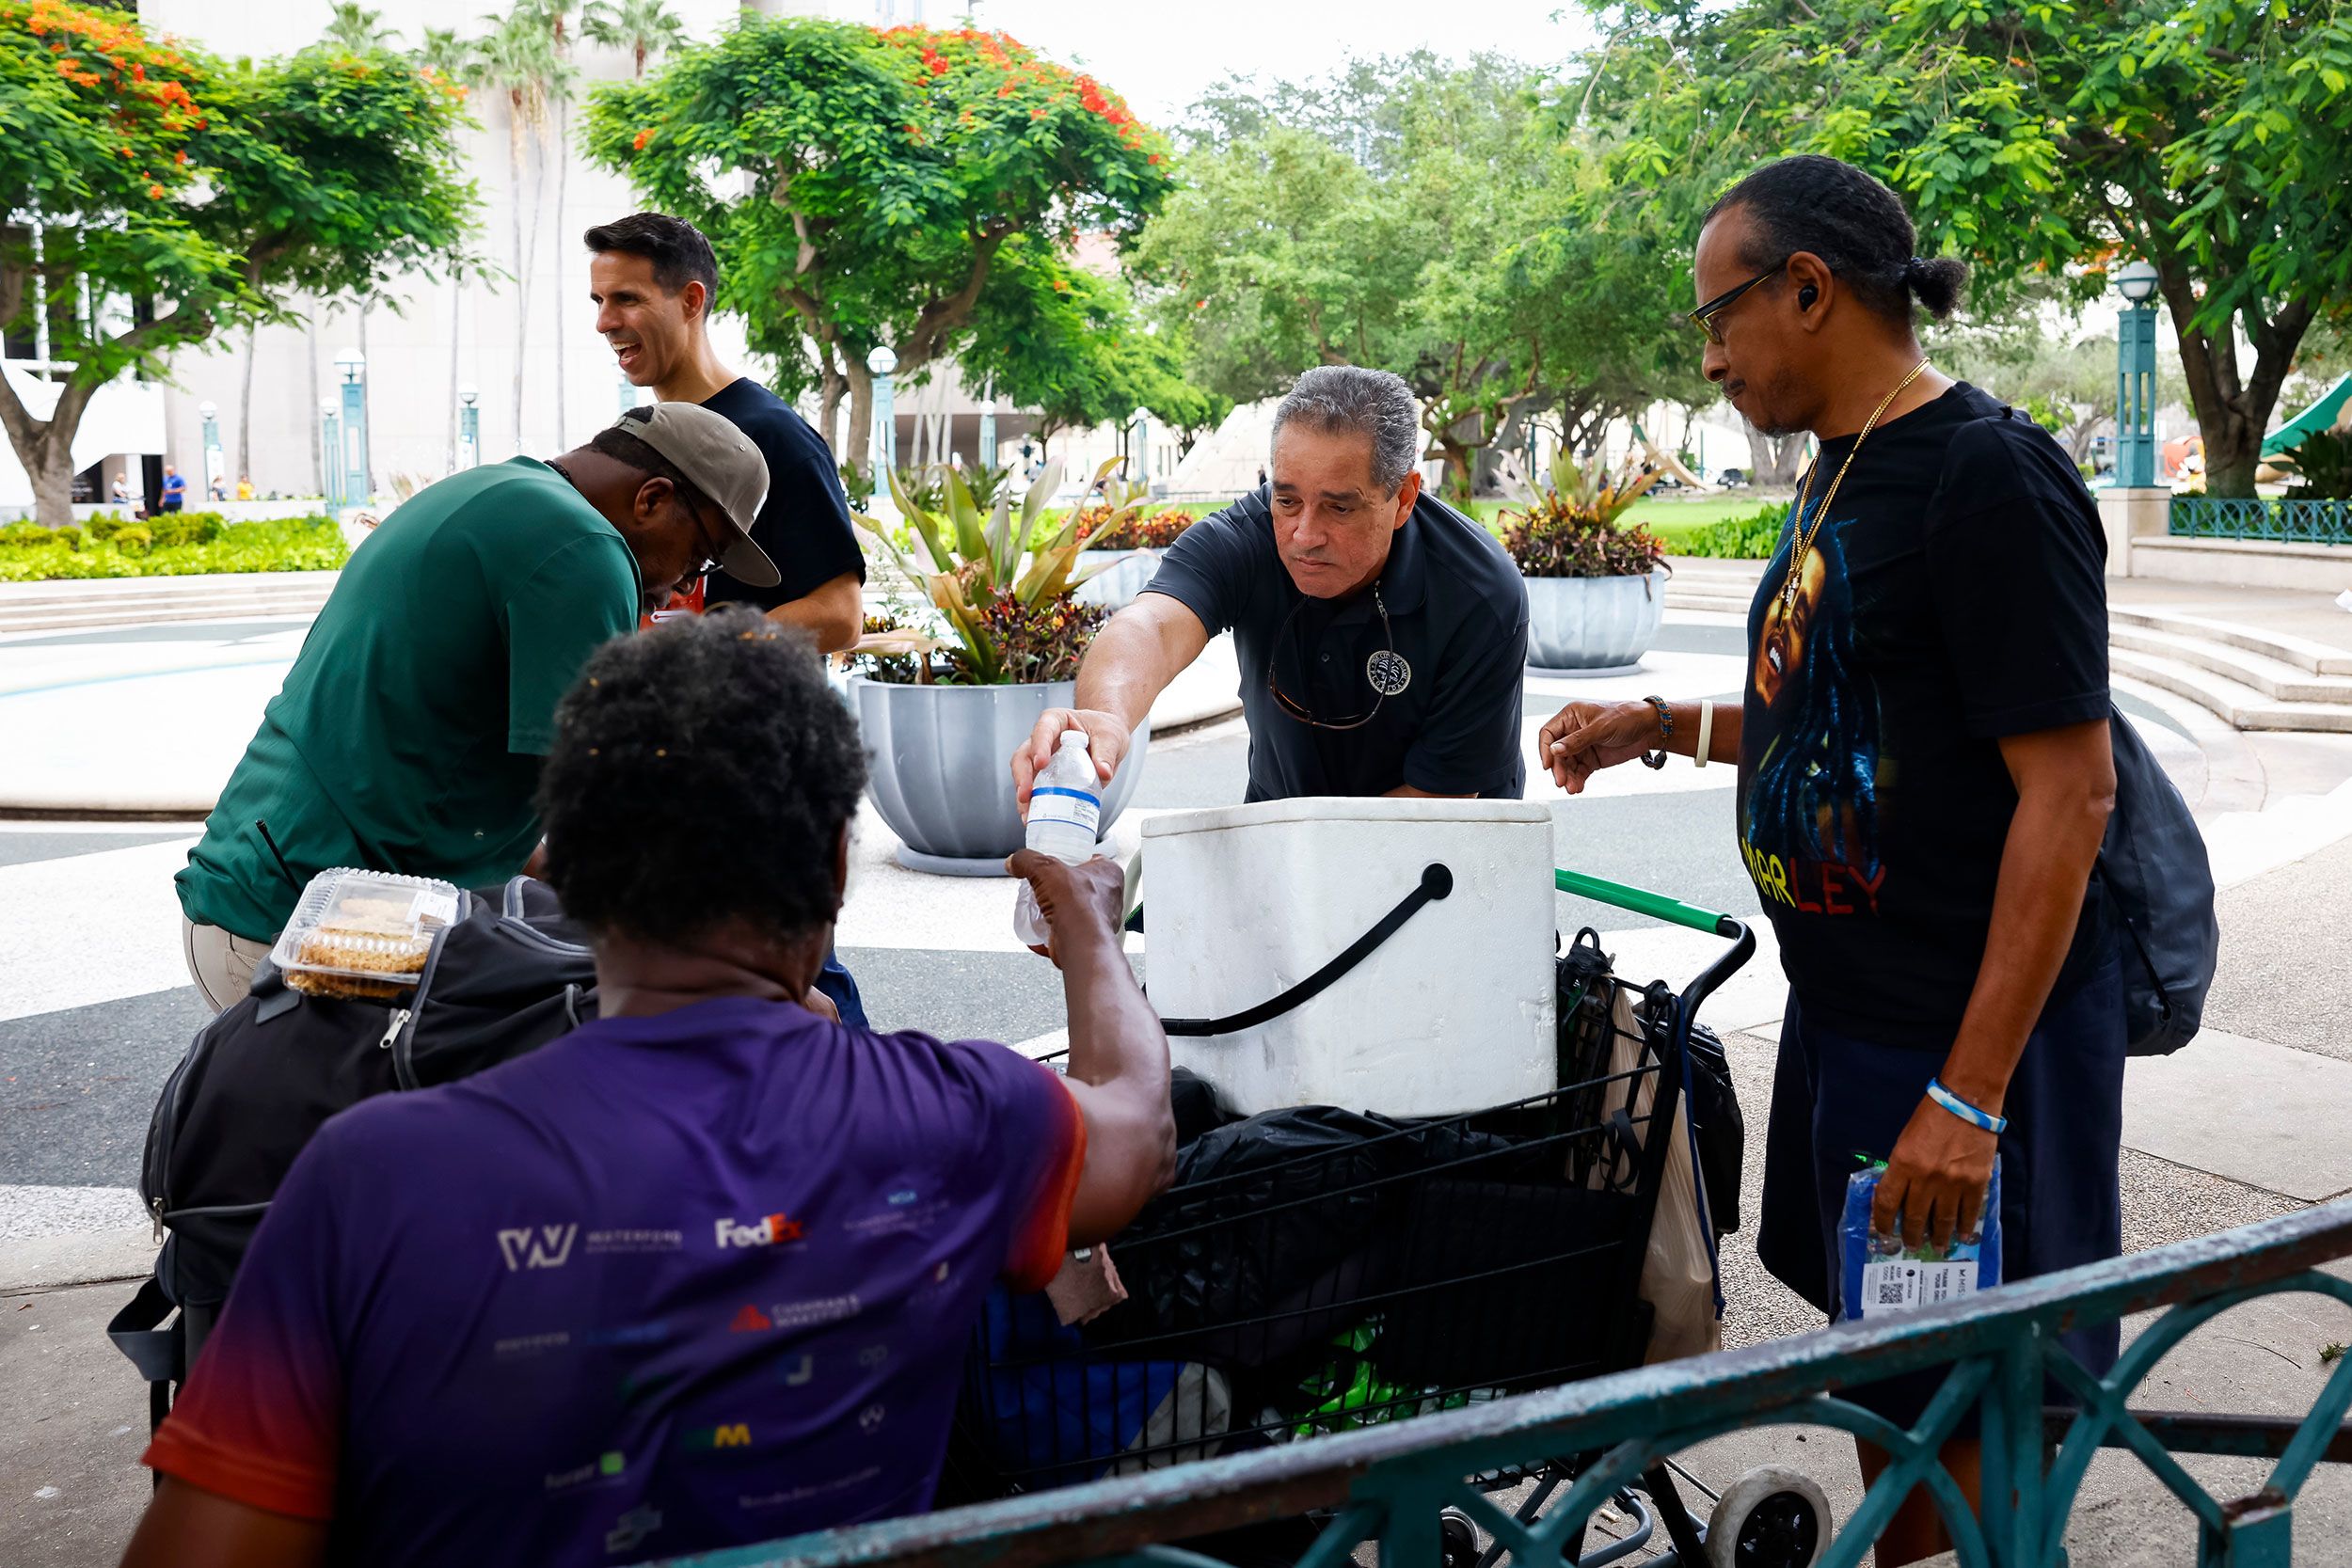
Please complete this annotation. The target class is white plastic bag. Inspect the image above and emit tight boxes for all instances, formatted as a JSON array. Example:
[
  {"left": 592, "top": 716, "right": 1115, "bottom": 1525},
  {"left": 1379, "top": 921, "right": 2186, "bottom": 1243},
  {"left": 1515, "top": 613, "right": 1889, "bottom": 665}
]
[{"left": 1587, "top": 988, "right": 1723, "bottom": 1364}]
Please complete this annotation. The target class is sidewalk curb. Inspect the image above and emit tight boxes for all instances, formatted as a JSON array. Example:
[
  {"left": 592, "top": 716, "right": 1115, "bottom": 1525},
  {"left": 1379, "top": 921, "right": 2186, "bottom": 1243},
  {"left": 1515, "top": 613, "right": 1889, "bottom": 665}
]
[{"left": 0, "top": 1227, "right": 156, "bottom": 1296}]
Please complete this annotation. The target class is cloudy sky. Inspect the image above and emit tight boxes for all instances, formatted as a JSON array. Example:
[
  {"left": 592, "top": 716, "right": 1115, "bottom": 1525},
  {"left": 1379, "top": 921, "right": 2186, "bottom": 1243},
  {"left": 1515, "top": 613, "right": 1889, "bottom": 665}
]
[{"left": 941, "top": 0, "right": 1600, "bottom": 129}]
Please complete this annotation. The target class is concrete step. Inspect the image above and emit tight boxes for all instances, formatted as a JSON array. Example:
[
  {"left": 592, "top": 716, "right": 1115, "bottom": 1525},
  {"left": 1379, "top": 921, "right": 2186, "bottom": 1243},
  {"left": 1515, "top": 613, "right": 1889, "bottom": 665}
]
[
  {"left": 2111, "top": 625, "right": 2352, "bottom": 705},
  {"left": 2108, "top": 645, "right": 2352, "bottom": 733},
  {"left": 2109, "top": 604, "right": 2352, "bottom": 676}
]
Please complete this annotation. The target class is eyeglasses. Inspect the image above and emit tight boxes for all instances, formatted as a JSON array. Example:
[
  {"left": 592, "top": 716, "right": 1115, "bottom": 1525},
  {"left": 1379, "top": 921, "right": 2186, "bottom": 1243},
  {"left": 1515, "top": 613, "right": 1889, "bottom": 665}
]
[
  {"left": 1266, "top": 586, "right": 1393, "bottom": 732},
  {"left": 1688, "top": 262, "right": 1788, "bottom": 346},
  {"left": 674, "top": 487, "right": 728, "bottom": 578}
]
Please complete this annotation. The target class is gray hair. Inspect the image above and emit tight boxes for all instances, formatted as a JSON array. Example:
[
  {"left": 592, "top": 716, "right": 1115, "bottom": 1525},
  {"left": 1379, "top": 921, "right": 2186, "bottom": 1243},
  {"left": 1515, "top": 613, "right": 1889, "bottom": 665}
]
[{"left": 1269, "top": 365, "right": 1422, "bottom": 496}]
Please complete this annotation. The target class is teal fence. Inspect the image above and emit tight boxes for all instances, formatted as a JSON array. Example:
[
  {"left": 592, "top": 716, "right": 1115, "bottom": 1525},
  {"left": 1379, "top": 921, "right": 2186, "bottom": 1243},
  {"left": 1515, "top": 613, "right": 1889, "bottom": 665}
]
[
  {"left": 671, "top": 1200, "right": 2352, "bottom": 1568},
  {"left": 2169, "top": 496, "right": 2352, "bottom": 546}
]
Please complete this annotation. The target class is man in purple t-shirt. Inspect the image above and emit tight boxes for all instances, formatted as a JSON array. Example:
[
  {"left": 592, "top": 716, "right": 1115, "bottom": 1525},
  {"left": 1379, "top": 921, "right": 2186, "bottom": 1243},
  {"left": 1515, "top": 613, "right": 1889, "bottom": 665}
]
[{"left": 122, "top": 610, "right": 1176, "bottom": 1568}]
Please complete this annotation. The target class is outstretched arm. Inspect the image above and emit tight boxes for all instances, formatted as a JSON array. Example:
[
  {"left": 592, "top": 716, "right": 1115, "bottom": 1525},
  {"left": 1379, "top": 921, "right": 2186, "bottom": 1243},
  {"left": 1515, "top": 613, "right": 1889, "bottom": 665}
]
[
  {"left": 1012, "top": 592, "right": 1209, "bottom": 806},
  {"left": 1008, "top": 849, "right": 1176, "bottom": 1243}
]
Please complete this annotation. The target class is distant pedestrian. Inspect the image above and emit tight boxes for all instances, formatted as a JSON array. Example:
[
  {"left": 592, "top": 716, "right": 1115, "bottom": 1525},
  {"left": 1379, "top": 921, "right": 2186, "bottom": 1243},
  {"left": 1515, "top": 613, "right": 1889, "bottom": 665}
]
[
  {"left": 1534, "top": 153, "right": 2122, "bottom": 1566},
  {"left": 235, "top": 475, "right": 255, "bottom": 501},
  {"left": 161, "top": 462, "right": 187, "bottom": 513}
]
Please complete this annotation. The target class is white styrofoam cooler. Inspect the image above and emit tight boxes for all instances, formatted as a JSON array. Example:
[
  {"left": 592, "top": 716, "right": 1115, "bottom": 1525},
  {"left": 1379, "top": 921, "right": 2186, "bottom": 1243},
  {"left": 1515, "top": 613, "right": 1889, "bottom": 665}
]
[{"left": 1142, "top": 797, "right": 1557, "bottom": 1117}]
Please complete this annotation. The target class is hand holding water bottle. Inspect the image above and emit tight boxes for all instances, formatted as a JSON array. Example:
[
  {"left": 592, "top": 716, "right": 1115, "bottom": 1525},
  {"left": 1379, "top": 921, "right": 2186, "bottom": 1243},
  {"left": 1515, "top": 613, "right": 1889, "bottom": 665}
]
[
  {"left": 1014, "top": 730, "right": 1104, "bottom": 952},
  {"left": 1006, "top": 850, "right": 1126, "bottom": 969}
]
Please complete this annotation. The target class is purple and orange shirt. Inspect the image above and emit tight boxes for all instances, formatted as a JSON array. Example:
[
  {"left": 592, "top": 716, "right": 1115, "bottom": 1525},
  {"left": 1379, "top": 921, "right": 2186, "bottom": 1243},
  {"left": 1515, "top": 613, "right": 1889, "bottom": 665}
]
[{"left": 144, "top": 997, "right": 1085, "bottom": 1565}]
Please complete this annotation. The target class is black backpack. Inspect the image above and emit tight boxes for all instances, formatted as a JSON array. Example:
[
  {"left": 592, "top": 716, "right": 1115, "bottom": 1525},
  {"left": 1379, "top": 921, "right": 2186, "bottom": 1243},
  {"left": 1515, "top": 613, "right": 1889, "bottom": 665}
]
[
  {"left": 109, "top": 877, "right": 597, "bottom": 1429},
  {"left": 2102, "top": 705, "right": 2219, "bottom": 1054}
]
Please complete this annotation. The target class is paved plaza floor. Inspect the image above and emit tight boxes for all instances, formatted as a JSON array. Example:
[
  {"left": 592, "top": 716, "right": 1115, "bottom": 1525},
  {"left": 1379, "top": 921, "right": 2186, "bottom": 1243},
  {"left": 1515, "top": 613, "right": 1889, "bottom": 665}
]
[{"left": 3, "top": 605, "right": 2351, "bottom": 1564}]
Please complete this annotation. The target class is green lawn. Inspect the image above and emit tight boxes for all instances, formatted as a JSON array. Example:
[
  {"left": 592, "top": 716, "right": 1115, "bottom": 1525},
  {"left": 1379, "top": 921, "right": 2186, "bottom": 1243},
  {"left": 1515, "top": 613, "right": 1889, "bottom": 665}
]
[
  {"left": 1619, "top": 496, "right": 1769, "bottom": 537},
  {"left": 1466, "top": 495, "right": 1763, "bottom": 539}
]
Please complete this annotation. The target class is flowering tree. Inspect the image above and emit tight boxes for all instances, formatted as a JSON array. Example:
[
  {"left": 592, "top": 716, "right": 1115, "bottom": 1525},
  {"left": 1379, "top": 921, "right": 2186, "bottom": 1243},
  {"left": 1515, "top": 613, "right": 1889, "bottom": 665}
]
[
  {"left": 585, "top": 18, "right": 1173, "bottom": 472},
  {"left": 0, "top": 1, "right": 478, "bottom": 524}
]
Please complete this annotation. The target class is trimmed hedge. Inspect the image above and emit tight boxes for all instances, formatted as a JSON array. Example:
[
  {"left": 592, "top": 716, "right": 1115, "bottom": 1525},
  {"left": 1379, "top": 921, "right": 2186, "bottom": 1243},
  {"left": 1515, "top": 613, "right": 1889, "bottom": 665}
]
[
  {"left": 1666, "top": 502, "right": 1789, "bottom": 561},
  {"left": 0, "top": 514, "right": 347, "bottom": 581}
]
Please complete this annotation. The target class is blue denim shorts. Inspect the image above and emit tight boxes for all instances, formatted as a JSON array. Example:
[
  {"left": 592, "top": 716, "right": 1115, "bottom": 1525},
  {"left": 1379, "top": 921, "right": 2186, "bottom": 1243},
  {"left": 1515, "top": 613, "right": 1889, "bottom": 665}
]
[{"left": 1756, "top": 954, "right": 2126, "bottom": 1430}]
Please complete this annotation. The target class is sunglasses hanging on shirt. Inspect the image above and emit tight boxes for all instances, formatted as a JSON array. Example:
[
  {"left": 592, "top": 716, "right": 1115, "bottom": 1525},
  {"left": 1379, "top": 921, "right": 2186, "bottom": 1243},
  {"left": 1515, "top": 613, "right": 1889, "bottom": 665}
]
[{"left": 1266, "top": 586, "right": 1403, "bottom": 731}]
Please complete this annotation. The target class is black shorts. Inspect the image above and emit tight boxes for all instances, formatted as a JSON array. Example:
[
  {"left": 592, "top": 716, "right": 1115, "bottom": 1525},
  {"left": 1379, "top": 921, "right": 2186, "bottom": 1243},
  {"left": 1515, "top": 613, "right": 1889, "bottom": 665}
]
[{"left": 1756, "top": 954, "right": 2126, "bottom": 1432}]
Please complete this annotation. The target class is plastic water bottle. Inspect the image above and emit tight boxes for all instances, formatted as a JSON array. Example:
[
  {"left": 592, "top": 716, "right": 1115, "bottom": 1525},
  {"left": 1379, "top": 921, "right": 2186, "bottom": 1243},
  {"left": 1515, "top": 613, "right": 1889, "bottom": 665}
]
[{"left": 1013, "top": 730, "right": 1103, "bottom": 946}]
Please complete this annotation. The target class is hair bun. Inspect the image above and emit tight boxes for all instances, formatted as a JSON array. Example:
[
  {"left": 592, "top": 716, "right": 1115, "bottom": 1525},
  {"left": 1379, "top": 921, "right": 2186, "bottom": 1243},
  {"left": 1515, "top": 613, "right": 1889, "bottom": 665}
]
[{"left": 1902, "top": 254, "right": 1968, "bottom": 321}]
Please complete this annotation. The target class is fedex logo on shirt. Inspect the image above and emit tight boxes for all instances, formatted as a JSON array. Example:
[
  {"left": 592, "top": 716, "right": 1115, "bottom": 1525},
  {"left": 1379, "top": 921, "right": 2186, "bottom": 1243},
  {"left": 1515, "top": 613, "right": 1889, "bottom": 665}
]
[{"left": 715, "top": 1212, "right": 803, "bottom": 1248}]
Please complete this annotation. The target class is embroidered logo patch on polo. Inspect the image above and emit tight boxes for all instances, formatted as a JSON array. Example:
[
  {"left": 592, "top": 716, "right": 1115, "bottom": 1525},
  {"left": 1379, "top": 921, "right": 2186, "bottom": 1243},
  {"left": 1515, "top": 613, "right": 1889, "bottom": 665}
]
[{"left": 1366, "top": 649, "right": 1412, "bottom": 696}]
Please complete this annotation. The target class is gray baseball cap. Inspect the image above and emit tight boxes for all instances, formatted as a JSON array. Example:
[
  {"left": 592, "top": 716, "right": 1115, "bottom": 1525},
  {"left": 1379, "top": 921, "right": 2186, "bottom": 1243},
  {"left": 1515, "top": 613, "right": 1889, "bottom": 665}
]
[{"left": 612, "top": 403, "right": 779, "bottom": 588}]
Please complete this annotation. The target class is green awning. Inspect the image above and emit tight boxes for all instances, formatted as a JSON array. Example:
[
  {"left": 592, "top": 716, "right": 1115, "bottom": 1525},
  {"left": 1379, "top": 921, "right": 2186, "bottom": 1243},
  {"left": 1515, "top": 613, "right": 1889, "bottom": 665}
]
[{"left": 2264, "top": 373, "right": 2352, "bottom": 456}]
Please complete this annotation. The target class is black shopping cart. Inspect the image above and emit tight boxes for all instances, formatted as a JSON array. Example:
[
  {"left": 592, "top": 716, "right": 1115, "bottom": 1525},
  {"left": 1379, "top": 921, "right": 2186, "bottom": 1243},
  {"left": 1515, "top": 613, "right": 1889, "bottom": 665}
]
[{"left": 949, "top": 869, "right": 1835, "bottom": 1568}]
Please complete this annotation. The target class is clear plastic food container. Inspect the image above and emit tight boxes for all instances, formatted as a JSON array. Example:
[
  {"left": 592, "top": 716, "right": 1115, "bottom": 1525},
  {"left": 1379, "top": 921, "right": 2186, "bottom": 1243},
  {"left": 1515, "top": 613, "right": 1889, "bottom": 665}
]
[{"left": 271, "top": 869, "right": 462, "bottom": 1000}]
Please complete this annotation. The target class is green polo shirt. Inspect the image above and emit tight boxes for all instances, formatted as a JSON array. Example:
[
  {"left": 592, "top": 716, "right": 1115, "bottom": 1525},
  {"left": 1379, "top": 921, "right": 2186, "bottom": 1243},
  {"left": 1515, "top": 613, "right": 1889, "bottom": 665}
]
[{"left": 177, "top": 458, "right": 640, "bottom": 942}]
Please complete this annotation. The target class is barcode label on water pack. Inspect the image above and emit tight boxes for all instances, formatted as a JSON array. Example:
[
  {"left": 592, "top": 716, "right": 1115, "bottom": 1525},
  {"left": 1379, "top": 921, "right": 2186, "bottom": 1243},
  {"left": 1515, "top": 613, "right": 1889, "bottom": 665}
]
[{"left": 1857, "top": 1259, "right": 1979, "bottom": 1316}]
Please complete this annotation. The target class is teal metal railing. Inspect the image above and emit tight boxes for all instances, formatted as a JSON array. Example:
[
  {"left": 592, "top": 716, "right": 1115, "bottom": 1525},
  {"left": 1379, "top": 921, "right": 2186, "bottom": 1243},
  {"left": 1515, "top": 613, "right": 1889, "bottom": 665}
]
[
  {"left": 671, "top": 1200, "right": 2352, "bottom": 1568},
  {"left": 2169, "top": 495, "right": 2352, "bottom": 546}
]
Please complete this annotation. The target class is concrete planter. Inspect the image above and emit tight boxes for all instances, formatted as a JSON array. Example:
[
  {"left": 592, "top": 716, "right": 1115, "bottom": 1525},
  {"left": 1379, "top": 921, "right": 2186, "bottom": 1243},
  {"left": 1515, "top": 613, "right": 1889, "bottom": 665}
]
[
  {"left": 1073, "top": 548, "right": 1164, "bottom": 611},
  {"left": 850, "top": 674, "right": 1151, "bottom": 875},
  {"left": 1522, "top": 567, "right": 1671, "bottom": 673}
]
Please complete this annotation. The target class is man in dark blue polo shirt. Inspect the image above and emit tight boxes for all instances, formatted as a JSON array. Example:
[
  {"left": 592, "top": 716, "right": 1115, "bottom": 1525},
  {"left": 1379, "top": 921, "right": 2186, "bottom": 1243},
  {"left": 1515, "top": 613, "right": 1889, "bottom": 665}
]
[{"left": 1013, "top": 365, "right": 1528, "bottom": 806}]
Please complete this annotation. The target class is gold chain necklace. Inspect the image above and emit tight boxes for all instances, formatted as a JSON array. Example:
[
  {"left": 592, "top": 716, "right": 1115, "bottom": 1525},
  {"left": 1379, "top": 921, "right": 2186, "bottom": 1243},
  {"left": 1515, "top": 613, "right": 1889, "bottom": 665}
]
[{"left": 1780, "top": 356, "right": 1933, "bottom": 608}]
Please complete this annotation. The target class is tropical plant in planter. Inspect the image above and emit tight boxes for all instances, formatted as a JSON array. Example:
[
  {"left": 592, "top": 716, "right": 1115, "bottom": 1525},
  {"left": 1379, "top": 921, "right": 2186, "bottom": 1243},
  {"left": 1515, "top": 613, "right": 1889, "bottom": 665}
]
[
  {"left": 850, "top": 458, "right": 1154, "bottom": 874},
  {"left": 1498, "top": 459, "right": 1673, "bottom": 672}
]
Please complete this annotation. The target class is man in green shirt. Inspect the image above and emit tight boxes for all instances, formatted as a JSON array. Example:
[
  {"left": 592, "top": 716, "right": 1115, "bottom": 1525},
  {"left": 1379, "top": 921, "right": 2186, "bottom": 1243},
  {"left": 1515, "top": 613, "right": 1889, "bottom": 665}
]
[{"left": 176, "top": 403, "right": 775, "bottom": 1011}]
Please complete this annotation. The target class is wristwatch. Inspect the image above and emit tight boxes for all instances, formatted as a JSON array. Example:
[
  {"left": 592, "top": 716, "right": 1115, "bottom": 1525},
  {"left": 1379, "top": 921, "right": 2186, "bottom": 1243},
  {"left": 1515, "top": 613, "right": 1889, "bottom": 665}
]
[{"left": 1640, "top": 696, "right": 1672, "bottom": 770}]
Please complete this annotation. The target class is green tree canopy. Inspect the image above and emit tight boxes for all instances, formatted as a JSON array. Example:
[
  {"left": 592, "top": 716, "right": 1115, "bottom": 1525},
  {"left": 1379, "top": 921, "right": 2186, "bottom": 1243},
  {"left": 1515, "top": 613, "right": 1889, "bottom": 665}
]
[
  {"left": 0, "top": 2, "right": 480, "bottom": 522},
  {"left": 1136, "top": 53, "right": 1705, "bottom": 499},
  {"left": 1577, "top": 0, "right": 2352, "bottom": 496},
  {"left": 585, "top": 18, "right": 1173, "bottom": 472},
  {"left": 966, "top": 240, "right": 1224, "bottom": 462}
]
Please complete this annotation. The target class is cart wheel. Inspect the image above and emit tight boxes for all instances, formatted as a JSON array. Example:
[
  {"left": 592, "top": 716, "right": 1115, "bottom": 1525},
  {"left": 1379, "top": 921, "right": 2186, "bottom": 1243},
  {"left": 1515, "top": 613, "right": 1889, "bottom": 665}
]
[
  {"left": 1438, "top": 1507, "right": 1481, "bottom": 1568},
  {"left": 1704, "top": 1466, "right": 1831, "bottom": 1568}
]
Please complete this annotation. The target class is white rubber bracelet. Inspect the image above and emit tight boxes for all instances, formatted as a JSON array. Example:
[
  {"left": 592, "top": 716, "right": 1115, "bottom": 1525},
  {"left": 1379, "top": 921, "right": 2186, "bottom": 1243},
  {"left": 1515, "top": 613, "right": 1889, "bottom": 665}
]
[{"left": 1694, "top": 699, "right": 1714, "bottom": 768}]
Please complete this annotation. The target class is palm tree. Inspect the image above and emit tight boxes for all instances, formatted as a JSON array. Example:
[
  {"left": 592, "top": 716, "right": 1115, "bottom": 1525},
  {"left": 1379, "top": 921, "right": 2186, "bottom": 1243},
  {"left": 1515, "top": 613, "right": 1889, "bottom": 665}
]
[
  {"left": 321, "top": 2, "right": 397, "bottom": 53},
  {"left": 469, "top": 13, "right": 557, "bottom": 455},
  {"left": 583, "top": 0, "right": 685, "bottom": 80},
  {"left": 532, "top": 1, "right": 584, "bottom": 452},
  {"left": 321, "top": 3, "right": 400, "bottom": 492},
  {"left": 418, "top": 25, "right": 478, "bottom": 473}
]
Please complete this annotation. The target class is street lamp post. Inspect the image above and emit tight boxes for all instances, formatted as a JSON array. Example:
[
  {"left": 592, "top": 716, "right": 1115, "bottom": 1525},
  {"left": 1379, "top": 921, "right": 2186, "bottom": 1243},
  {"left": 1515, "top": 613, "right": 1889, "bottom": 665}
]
[
  {"left": 198, "top": 400, "right": 223, "bottom": 502},
  {"left": 333, "top": 348, "right": 369, "bottom": 511},
  {"left": 2112, "top": 260, "right": 2160, "bottom": 488},
  {"left": 978, "top": 372, "right": 997, "bottom": 472},
  {"left": 866, "top": 343, "right": 898, "bottom": 483},
  {"left": 1130, "top": 405, "right": 1151, "bottom": 490},
  {"left": 320, "top": 398, "right": 344, "bottom": 516},
  {"left": 458, "top": 386, "right": 481, "bottom": 470}
]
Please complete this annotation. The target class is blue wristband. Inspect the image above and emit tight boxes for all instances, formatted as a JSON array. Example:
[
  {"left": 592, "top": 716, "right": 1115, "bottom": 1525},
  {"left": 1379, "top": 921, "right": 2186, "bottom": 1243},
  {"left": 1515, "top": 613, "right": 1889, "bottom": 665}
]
[{"left": 1926, "top": 1078, "right": 2008, "bottom": 1135}]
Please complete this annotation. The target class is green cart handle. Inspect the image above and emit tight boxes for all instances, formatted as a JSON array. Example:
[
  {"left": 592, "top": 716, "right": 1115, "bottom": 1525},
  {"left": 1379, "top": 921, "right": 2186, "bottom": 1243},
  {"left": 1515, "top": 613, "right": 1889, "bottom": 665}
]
[{"left": 1555, "top": 867, "right": 1740, "bottom": 938}]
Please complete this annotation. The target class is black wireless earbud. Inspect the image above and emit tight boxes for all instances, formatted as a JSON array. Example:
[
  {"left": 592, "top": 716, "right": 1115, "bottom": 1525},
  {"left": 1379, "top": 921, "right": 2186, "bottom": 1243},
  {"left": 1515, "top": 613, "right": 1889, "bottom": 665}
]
[{"left": 1797, "top": 284, "right": 1819, "bottom": 310}]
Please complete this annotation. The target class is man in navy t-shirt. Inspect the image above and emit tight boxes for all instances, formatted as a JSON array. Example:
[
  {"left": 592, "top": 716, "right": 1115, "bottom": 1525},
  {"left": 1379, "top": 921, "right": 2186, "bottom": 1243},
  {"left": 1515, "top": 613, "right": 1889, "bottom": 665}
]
[
  {"left": 584, "top": 213, "right": 866, "bottom": 654},
  {"left": 583, "top": 211, "right": 873, "bottom": 1027},
  {"left": 122, "top": 610, "right": 1177, "bottom": 1568}
]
